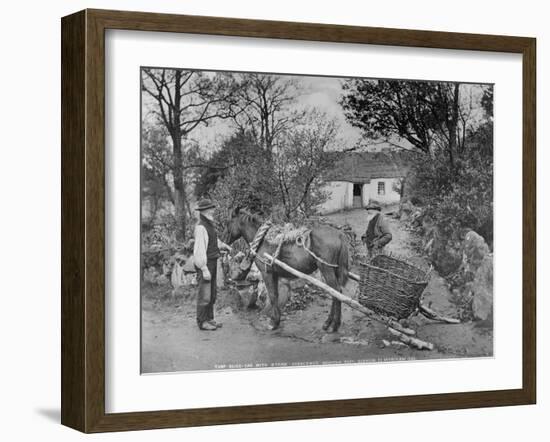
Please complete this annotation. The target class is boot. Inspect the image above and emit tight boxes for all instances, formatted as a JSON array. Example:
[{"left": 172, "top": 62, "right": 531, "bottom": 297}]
[{"left": 199, "top": 321, "right": 217, "bottom": 331}]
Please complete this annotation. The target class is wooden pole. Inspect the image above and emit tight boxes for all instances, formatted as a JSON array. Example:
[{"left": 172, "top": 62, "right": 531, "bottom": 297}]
[
  {"left": 264, "top": 253, "right": 417, "bottom": 337},
  {"left": 419, "top": 304, "right": 460, "bottom": 324},
  {"left": 388, "top": 327, "right": 434, "bottom": 351}
]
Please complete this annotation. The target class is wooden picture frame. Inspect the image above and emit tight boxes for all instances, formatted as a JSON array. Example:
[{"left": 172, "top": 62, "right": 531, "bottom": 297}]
[{"left": 61, "top": 8, "right": 536, "bottom": 433}]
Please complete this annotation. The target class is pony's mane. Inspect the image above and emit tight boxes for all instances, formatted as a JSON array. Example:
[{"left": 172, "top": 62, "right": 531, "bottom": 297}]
[{"left": 239, "top": 210, "right": 263, "bottom": 227}]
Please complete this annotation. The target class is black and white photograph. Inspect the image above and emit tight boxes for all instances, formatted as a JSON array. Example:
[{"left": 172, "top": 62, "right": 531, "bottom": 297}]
[{"left": 140, "top": 67, "right": 494, "bottom": 374}]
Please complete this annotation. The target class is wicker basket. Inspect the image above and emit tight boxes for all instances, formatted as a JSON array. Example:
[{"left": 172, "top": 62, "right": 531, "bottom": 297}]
[{"left": 357, "top": 254, "right": 430, "bottom": 320}]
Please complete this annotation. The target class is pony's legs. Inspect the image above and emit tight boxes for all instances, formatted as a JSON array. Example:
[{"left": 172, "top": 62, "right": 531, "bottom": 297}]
[
  {"left": 263, "top": 273, "right": 281, "bottom": 330},
  {"left": 323, "top": 301, "right": 335, "bottom": 331},
  {"left": 320, "top": 267, "right": 342, "bottom": 333}
]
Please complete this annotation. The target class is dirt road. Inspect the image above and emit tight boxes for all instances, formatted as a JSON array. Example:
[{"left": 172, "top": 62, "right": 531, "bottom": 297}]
[
  {"left": 142, "top": 208, "right": 492, "bottom": 374},
  {"left": 142, "top": 294, "right": 417, "bottom": 373}
]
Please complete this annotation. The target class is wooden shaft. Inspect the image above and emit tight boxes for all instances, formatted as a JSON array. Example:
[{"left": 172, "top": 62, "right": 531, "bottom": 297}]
[
  {"left": 388, "top": 327, "right": 434, "bottom": 351},
  {"left": 263, "top": 253, "right": 416, "bottom": 337},
  {"left": 419, "top": 304, "right": 460, "bottom": 324}
]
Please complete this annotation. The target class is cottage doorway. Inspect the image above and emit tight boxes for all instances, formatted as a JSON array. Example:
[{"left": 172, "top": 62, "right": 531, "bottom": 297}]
[{"left": 352, "top": 183, "right": 363, "bottom": 208}]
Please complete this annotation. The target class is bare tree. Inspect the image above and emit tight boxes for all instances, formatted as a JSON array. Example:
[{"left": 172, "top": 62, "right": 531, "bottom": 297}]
[
  {"left": 274, "top": 110, "right": 340, "bottom": 220},
  {"left": 229, "top": 73, "right": 304, "bottom": 153},
  {"left": 141, "top": 68, "right": 238, "bottom": 240}
]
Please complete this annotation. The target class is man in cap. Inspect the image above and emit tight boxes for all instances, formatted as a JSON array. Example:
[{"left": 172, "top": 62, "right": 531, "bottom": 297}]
[
  {"left": 193, "top": 198, "right": 231, "bottom": 331},
  {"left": 361, "top": 202, "right": 392, "bottom": 258}
]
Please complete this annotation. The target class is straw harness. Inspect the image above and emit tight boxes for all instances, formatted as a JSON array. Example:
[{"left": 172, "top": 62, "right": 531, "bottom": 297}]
[{"left": 247, "top": 221, "right": 338, "bottom": 270}]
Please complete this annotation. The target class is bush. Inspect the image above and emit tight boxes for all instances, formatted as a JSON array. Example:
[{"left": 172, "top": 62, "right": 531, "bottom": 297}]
[
  {"left": 142, "top": 218, "right": 180, "bottom": 250},
  {"left": 407, "top": 124, "right": 493, "bottom": 250}
]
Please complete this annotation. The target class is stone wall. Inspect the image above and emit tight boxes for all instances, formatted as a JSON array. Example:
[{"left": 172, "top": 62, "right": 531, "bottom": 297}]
[
  {"left": 459, "top": 231, "right": 493, "bottom": 321},
  {"left": 399, "top": 202, "right": 493, "bottom": 321}
]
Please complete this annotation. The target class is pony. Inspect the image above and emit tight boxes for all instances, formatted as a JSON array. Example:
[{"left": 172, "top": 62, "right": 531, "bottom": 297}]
[{"left": 226, "top": 207, "right": 349, "bottom": 332}]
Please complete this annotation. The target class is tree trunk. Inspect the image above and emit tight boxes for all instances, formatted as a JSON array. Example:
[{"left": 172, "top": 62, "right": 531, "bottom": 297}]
[
  {"left": 171, "top": 132, "right": 188, "bottom": 241},
  {"left": 171, "top": 71, "right": 188, "bottom": 241},
  {"left": 448, "top": 84, "right": 460, "bottom": 171},
  {"left": 173, "top": 187, "right": 187, "bottom": 241}
]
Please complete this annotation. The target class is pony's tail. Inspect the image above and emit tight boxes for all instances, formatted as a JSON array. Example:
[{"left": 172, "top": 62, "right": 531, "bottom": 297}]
[{"left": 335, "top": 236, "right": 349, "bottom": 288}]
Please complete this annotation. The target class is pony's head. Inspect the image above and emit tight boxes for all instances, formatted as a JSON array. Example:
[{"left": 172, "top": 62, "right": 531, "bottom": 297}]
[
  {"left": 226, "top": 206, "right": 262, "bottom": 244},
  {"left": 226, "top": 206, "right": 243, "bottom": 244}
]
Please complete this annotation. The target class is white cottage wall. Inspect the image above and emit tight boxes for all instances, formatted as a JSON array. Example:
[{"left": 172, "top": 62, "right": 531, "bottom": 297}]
[
  {"left": 320, "top": 178, "right": 402, "bottom": 214},
  {"left": 369, "top": 178, "right": 402, "bottom": 205},
  {"left": 318, "top": 181, "right": 351, "bottom": 214}
]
